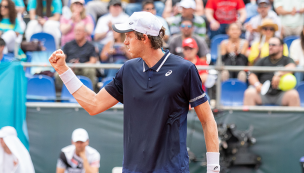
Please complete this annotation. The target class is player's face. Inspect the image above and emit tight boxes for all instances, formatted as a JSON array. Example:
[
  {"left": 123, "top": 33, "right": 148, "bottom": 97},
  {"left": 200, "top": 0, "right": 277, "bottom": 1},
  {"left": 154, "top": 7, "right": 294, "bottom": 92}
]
[
  {"left": 124, "top": 31, "right": 144, "bottom": 58},
  {"left": 73, "top": 140, "right": 89, "bottom": 153}
]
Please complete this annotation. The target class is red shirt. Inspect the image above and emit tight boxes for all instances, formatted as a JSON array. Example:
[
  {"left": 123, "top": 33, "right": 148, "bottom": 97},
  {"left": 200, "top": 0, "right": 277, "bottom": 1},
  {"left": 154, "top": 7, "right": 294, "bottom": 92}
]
[
  {"left": 185, "top": 56, "right": 208, "bottom": 91},
  {"left": 206, "top": 0, "right": 245, "bottom": 24}
]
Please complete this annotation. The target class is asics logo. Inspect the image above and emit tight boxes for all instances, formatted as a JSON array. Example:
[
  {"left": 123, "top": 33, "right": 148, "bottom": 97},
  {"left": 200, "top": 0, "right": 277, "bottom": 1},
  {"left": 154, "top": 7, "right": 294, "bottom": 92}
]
[
  {"left": 165, "top": 70, "right": 172, "bottom": 76},
  {"left": 214, "top": 166, "right": 218, "bottom": 170}
]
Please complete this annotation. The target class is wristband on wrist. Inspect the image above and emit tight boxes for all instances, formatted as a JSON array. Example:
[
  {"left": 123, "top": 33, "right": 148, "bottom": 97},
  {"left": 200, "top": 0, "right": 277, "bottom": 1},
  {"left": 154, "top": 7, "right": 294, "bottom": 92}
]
[
  {"left": 206, "top": 152, "right": 220, "bottom": 172},
  {"left": 59, "top": 68, "right": 83, "bottom": 94},
  {"left": 254, "top": 81, "right": 261, "bottom": 88}
]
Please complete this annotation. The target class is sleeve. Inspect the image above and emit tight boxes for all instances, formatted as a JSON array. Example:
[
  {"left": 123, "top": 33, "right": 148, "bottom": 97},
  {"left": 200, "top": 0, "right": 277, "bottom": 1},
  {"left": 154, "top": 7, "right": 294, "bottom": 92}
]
[
  {"left": 89, "top": 44, "right": 98, "bottom": 58},
  {"left": 236, "top": 0, "right": 245, "bottom": 9},
  {"left": 252, "top": 58, "right": 264, "bottom": 77},
  {"left": 52, "top": 0, "right": 62, "bottom": 14},
  {"left": 183, "top": 64, "right": 208, "bottom": 107},
  {"left": 274, "top": 0, "right": 283, "bottom": 9},
  {"left": 196, "top": 37, "right": 209, "bottom": 57},
  {"left": 56, "top": 152, "right": 67, "bottom": 169},
  {"left": 60, "top": 16, "right": 69, "bottom": 24},
  {"left": 89, "top": 152, "right": 100, "bottom": 167},
  {"left": 94, "top": 17, "right": 108, "bottom": 34},
  {"left": 205, "top": 0, "right": 215, "bottom": 10},
  {"left": 285, "top": 56, "right": 295, "bottom": 65},
  {"left": 283, "top": 43, "right": 289, "bottom": 57},
  {"left": 14, "top": 18, "right": 23, "bottom": 34},
  {"left": 289, "top": 40, "right": 299, "bottom": 62},
  {"left": 104, "top": 64, "right": 124, "bottom": 103},
  {"left": 27, "top": 0, "right": 36, "bottom": 11},
  {"left": 248, "top": 42, "right": 259, "bottom": 64},
  {"left": 14, "top": 0, "right": 25, "bottom": 7}
]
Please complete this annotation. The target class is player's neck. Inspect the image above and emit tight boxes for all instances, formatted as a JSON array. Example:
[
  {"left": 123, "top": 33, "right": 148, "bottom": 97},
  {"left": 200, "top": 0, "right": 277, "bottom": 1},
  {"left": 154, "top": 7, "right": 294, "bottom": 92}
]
[{"left": 142, "top": 48, "right": 165, "bottom": 68}]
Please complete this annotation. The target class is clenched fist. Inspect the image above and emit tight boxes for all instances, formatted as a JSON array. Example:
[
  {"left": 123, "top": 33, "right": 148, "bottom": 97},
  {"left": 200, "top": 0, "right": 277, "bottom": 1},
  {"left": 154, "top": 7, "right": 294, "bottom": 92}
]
[{"left": 49, "top": 49, "right": 69, "bottom": 75}]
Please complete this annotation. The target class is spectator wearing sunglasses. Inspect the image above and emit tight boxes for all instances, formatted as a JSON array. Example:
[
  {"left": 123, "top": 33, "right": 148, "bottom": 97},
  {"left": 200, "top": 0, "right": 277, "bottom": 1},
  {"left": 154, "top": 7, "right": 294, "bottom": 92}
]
[
  {"left": 245, "top": 0, "right": 281, "bottom": 45},
  {"left": 168, "top": 18, "right": 209, "bottom": 59},
  {"left": 26, "top": 0, "right": 62, "bottom": 47},
  {"left": 0, "top": 0, "right": 25, "bottom": 59},
  {"left": 0, "top": 0, "right": 26, "bottom": 32},
  {"left": 142, "top": 0, "right": 170, "bottom": 42},
  {"left": 94, "top": 0, "right": 129, "bottom": 46},
  {"left": 182, "top": 38, "right": 208, "bottom": 91},
  {"left": 167, "top": 0, "right": 206, "bottom": 38},
  {"left": 60, "top": 0, "right": 94, "bottom": 46},
  {"left": 274, "top": 0, "right": 304, "bottom": 37},
  {"left": 248, "top": 18, "right": 288, "bottom": 65}
]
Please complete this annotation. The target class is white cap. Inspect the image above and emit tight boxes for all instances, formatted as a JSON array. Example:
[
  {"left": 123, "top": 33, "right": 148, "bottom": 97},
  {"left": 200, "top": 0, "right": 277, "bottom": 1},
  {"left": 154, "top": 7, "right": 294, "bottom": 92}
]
[
  {"left": 71, "top": 0, "right": 84, "bottom": 4},
  {"left": 180, "top": 0, "right": 196, "bottom": 9},
  {"left": 0, "top": 126, "right": 17, "bottom": 138},
  {"left": 72, "top": 128, "right": 89, "bottom": 142},
  {"left": 113, "top": 11, "right": 163, "bottom": 36}
]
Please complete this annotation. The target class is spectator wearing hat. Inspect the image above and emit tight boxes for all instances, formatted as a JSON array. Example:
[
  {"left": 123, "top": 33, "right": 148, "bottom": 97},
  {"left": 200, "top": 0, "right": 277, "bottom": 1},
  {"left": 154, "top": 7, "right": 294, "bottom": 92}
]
[
  {"left": 94, "top": 0, "right": 129, "bottom": 46},
  {"left": 60, "top": 0, "right": 94, "bottom": 46},
  {"left": 205, "top": 0, "right": 246, "bottom": 40},
  {"left": 182, "top": 37, "right": 208, "bottom": 91},
  {"left": 248, "top": 18, "right": 288, "bottom": 65},
  {"left": 220, "top": 22, "right": 249, "bottom": 82},
  {"left": 169, "top": 18, "right": 209, "bottom": 59},
  {"left": 56, "top": 128, "right": 100, "bottom": 173},
  {"left": 167, "top": 0, "right": 207, "bottom": 38},
  {"left": 274, "top": 0, "right": 304, "bottom": 37},
  {"left": 142, "top": 0, "right": 170, "bottom": 42},
  {"left": 125, "top": 0, "right": 165, "bottom": 17},
  {"left": 26, "top": 0, "right": 62, "bottom": 47},
  {"left": 245, "top": 0, "right": 281, "bottom": 45}
]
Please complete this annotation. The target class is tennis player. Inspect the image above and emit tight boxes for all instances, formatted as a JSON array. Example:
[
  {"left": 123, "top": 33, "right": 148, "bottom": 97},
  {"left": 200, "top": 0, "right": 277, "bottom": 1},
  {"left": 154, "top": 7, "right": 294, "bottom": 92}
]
[{"left": 49, "top": 11, "right": 220, "bottom": 173}]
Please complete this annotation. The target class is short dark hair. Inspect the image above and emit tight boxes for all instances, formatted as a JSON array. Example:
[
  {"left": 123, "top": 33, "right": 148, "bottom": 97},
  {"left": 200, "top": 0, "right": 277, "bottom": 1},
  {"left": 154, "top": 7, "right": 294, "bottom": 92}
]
[
  {"left": 142, "top": 0, "right": 154, "bottom": 9},
  {"left": 181, "top": 18, "right": 193, "bottom": 25},
  {"left": 134, "top": 26, "right": 166, "bottom": 49},
  {"left": 271, "top": 37, "right": 284, "bottom": 45},
  {"left": 0, "top": 38, "right": 6, "bottom": 47}
]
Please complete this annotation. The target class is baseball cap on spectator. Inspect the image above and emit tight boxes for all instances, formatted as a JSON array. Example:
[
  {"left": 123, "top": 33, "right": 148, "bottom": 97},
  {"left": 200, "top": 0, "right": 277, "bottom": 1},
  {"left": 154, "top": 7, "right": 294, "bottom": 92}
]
[
  {"left": 257, "top": 0, "right": 269, "bottom": 4},
  {"left": 72, "top": 128, "right": 89, "bottom": 142},
  {"left": 108, "top": 0, "right": 122, "bottom": 7},
  {"left": 71, "top": 0, "right": 84, "bottom": 4},
  {"left": 182, "top": 38, "right": 198, "bottom": 48},
  {"left": 0, "top": 126, "right": 17, "bottom": 138},
  {"left": 179, "top": 0, "right": 196, "bottom": 9},
  {"left": 113, "top": 11, "right": 163, "bottom": 36}
]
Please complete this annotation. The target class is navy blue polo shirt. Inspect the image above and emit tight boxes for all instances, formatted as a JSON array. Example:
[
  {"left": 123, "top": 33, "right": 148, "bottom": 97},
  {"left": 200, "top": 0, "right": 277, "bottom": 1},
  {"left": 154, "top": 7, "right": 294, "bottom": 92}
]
[{"left": 105, "top": 50, "right": 207, "bottom": 173}]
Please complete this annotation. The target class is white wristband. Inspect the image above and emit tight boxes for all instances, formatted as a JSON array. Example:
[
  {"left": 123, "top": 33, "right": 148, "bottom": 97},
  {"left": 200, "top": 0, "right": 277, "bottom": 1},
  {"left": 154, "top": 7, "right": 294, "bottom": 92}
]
[
  {"left": 206, "top": 152, "right": 220, "bottom": 172},
  {"left": 59, "top": 68, "right": 83, "bottom": 94}
]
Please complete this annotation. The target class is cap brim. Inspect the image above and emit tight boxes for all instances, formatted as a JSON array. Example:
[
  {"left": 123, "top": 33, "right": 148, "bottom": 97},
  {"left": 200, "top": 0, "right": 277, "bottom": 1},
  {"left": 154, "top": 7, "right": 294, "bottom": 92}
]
[
  {"left": 113, "top": 23, "right": 134, "bottom": 34},
  {"left": 72, "top": 137, "right": 87, "bottom": 142}
]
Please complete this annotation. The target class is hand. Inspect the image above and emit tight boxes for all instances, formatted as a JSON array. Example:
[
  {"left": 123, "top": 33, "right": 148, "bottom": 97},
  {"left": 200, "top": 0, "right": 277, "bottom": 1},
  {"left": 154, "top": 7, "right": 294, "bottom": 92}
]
[
  {"left": 49, "top": 49, "right": 69, "bottom": 75},
  {"left": 108, "top": 48, "right": 116, "bottom": 55},
  {"left": 108, "top": 21, "right": 113, "bottom": 31},
  {"left": 38, "top": 17, "right": 46, "bottom": 26},
  {"left": 210, "top": 20, "right": 220, "bottom": 31},
  {"left": 256, "top": 84, "right": 262, "bottom": 93},
  {"left": 79, "top": 150, "right": 86, "bottom": 159},
  {"left": 291, "top": 7, "right": 297, "bottom": 16},
  {"left": 245, "top": 23, "right": 253, "bottom": 33},
  {"left": 271, "top": 75, "right": 280, "bottom": 89}
]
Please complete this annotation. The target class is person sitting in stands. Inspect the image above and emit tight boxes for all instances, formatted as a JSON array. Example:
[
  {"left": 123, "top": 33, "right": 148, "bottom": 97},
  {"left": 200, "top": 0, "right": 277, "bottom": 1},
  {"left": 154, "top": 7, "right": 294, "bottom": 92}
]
[
  {"left": 243, "top": 37, "right": 300, "bottom": 106},
  {"left": 220, "top": 23, "right": 249, "bottom": 82},
  {"left": 289, "top": 27, "right": 304, "bottom": 83},
  {"left": 248, "top": 18, "right": 288, "bottom": 65}
]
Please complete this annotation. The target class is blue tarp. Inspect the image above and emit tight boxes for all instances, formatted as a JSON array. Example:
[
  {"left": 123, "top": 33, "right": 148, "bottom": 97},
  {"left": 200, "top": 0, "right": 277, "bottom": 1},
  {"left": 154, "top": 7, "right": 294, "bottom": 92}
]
[{"left": 0, "top": 61, "right": 29, "bottom": 149}]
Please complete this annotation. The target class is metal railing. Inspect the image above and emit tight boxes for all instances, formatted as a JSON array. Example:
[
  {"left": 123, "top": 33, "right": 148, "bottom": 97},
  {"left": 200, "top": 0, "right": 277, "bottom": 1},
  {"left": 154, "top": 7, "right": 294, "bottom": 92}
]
[{"left": 21, "top": 62, "right": 304, "bottom": 112}]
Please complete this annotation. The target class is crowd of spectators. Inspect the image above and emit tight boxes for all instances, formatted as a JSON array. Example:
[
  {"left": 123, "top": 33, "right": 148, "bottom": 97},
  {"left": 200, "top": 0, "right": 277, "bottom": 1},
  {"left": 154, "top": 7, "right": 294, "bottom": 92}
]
[{"left": 0, "top": 0, "right": 303, "bottom": 107}]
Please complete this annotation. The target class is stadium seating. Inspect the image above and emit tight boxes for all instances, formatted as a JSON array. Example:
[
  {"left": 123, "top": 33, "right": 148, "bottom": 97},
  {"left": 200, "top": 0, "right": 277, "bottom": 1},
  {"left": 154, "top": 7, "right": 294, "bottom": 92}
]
[
  {"left": 101, "top": 77, "right": 113, "bottom": 89},
  {"left": 210, "top": 34, "right": 228, "bottom": 63},
  {"left": 296, "top": 82, "right": 304, "bottom": 107},
  {"left": 27, "top": 75, "right": 56, "bottom": 102},
  {"left": 221, "top": 79, "right": 247, "bottom": 106},
  {"left": 30, "top": 32, "right": 56, "bottom": 52},
  {"left": 284, "top": 35, "right": 299, "bottom": 51},
  {"left": 61, "top": 76, "right": 93, "bottom": 103}
]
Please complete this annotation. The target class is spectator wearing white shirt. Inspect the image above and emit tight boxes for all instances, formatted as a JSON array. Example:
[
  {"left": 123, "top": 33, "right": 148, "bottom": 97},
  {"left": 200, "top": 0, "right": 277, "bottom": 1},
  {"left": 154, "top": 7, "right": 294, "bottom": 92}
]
[
  {"left": 93, "top": 0, "right": 129, "bottom": 45},
  {"left": 245, "top": 0, "right": 281, "bottom": 44},
  {"left": 289, "top": 28, "right": 304, "bottom": 82},
  {"left": 274, "top": 0, "right": 304, "bottom": 37},
  {"left": 56, "top": 128, "right": 100, "bottom": 173}
]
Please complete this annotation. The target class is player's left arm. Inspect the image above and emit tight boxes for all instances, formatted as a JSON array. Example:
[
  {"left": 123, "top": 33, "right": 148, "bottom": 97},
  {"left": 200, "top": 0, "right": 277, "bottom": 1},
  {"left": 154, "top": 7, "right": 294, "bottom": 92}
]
[{"left": 194, "top": 101, "right": 219, "bottom": 152}]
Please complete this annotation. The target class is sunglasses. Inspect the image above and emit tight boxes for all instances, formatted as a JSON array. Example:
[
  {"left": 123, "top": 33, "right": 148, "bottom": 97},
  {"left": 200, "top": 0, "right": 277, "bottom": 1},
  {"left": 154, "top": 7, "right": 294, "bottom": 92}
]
[
  {"left": 258, "top": 4, "right": 269, "bottom": 8},
  {"left": 144, "top": 7, "right": 155, "bottom": 11},
  {"left": 0, "top": 5, "right": 8, "bottom": 9},
  {"left": 262, "top": 27, "right": 275, "bottom": 31},
  {"left": 183, "top": 47, "right": 194, "bottom": 51},
  {"left": 269, "top": 43, "right": 280, "bottom": 47},
  {"left": 181, "top": 24, "right": 192, "bottom": 28},
  {"left": 73, "top": 2, "right": 83, "bottom": 5}
]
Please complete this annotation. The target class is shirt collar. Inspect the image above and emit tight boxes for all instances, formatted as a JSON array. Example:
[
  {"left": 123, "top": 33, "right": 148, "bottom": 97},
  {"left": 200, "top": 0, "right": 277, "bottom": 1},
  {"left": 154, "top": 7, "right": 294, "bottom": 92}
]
[{"left": 143, "top": 50, "right": 170, "bottom": 72}]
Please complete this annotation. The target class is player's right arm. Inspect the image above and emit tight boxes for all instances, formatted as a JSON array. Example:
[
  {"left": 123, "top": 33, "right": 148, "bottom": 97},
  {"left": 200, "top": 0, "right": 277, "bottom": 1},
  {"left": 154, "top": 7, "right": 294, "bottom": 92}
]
[{"left": 49, "top": 50, "right": 119, "bottom": 116}]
